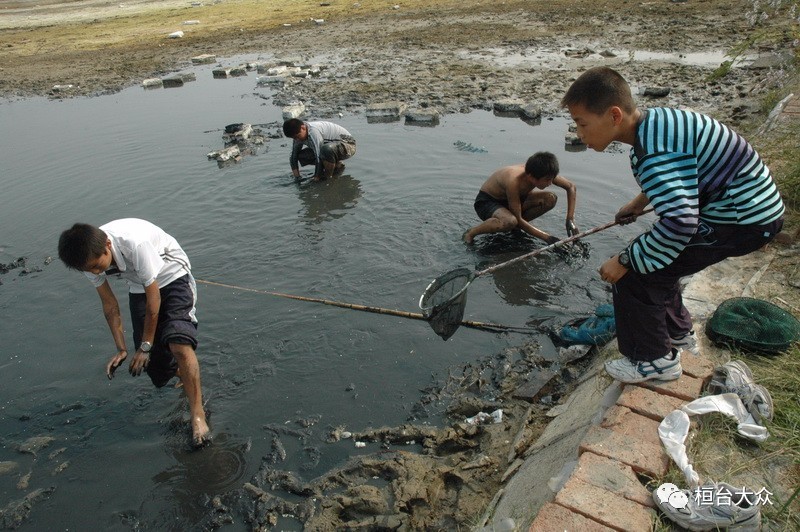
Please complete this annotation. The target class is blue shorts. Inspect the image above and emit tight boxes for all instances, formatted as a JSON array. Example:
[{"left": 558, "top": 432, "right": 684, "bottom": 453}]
[
  {"left": 474, "top": 190, "right": 508, "bottom": 221},
  {"left": 128, "top": 274, "right": 198, "bottom": 388}
]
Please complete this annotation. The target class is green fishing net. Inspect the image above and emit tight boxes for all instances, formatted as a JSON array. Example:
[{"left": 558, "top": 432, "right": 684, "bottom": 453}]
[{"left": 706, "top": 297, "right": 800, "bottom": 355}]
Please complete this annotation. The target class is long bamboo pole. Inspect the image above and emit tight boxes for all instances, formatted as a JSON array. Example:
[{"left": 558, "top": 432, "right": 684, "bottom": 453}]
[{"left": 195, "top": 278, "right": 536, "bottom": 335}]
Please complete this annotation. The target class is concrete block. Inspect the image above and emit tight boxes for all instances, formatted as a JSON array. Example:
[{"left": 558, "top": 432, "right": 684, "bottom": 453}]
[
  {"left": 565, "top": 132, "right": 584, "bottom": 145},
  {"left": 600, "top": 405, "right": 662, "bottom": 446},
  {"left": 282, "top": 102, "right": 306, "bottom": 120},
  {"left": 555, "top": 477, "right": 656, "bottom": 531},
  {"left": 266, "top": 65, "right": 288, "bottom": 76},
  {"left": 142, "top": 78, "right": 163, "bottom": 89},
  {"left": 256, "top": 75, "right": 288, "bottom": 86},
  {"left": 162, "top": 76, "right": 184, "bottom": 88},
  {"left": 493, "top": 98, "right": 525, "bottom": 114},
  {"left": 191, "top": 54, "right": 216, "bottom": 64},
  {"left": 616, "top": 385, "right": 686, "bottom": 421},
  {"left": 571, "top": 451, "right": 655, "bottom": 508},
  {"left": 579, "top": 425, "right": 670, "bottom": 477},
  {"left": 522, "top": 103, "right": 542, "bottom": 119},
  {"left": 529, "top": 502, "right": 616, "bottom": 532},
  {"left": 366, "top": 101, "right": 407, "bottom": 122},
  {"left": 207, "top": 145, "right": 240, "bottom": 162},
  {"left": 405, "top": 109, "right": 440, "bottom": 125}
]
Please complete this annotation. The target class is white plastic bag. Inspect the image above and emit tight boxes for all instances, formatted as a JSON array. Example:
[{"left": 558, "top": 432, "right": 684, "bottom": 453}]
[{"left": 658, "top": 393, "right": 768, "bottom": 487}]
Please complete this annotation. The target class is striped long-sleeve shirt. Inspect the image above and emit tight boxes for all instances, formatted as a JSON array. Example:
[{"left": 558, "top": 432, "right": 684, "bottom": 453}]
[{"left": 626, "top": 108, "right": 784, "bottom": 274}]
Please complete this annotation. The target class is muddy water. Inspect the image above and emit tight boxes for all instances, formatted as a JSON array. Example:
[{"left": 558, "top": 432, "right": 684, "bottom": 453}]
[{"left": 0, "top": 58, "right": 646, "bottom": 529}]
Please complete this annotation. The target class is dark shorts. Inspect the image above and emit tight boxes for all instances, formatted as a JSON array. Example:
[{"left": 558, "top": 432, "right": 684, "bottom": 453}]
[
  {"left": 129, "top": 274, "right": 198, "bottom": 388},
  {"left": 474, "top": 190, "right": 508, "bottom": 221},
  {"left": 297, "top": 136, "right": 357, "bottom": 166}
]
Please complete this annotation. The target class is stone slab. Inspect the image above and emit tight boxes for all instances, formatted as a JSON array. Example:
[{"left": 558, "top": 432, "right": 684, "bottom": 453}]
[
  {"left": 600, "top": 405, "right": 662, "bottom": 446},
  {"left": 616, "top": 385, "right": 686, "bottom": 421},
  {"left": 571, "top": 451, "right": 654, "bottom": 508},
  {"left": 555, "top": 476, "right": 656, "bottom": 531},
  {"left": 579, "top": 425, "right": 670, "bottom": 477},
  {"left": 528, "top": 502, "right": 616, "bottom": 532}
]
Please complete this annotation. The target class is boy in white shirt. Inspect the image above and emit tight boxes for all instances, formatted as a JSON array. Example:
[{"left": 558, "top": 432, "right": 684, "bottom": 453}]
[{"left": 58, "top": 218, "right": 210, "bottom": 448}]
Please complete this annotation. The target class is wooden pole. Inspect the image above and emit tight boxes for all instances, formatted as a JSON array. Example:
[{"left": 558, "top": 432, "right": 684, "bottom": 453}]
[{"left": 195, "top": 279, "right": 535, "bottom": 334}]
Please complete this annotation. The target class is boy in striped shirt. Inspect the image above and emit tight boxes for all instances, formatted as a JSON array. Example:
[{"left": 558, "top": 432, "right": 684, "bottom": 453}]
[{"left": 562, "top": 66, "right": 784, "bottom": 384}]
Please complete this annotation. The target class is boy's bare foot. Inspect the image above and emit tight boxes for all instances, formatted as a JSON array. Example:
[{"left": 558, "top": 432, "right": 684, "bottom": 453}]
[
  {"left": 462, "top": 230, "right": 474, "bottom": 244},
  {"left": 191, "top": 416, "right": 212, "bottom": 449}
]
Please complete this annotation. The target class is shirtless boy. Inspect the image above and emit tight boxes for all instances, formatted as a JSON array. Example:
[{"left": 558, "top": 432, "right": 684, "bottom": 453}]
[{"left": 462, "top": 151, "right": 578, "bottom": 244}]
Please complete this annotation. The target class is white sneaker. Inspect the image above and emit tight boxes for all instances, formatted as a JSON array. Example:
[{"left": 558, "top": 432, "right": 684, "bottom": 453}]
[
  {"left": 672, "top": 330, "right": 701, "bottom": 356},
  {"left": 707, "top": 360, "right": 774, "bottom": 424},
  {"left": 605, "top": 349, "right": 682, "bottom": 383},
  {"left": 654, "top": 482, "right": 762, "bottom": 531}
]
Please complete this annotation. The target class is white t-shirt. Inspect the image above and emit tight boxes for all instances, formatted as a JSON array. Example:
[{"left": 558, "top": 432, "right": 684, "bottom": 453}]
[{"left": 84, "top": 218, "right": 191, "bottom": 294}]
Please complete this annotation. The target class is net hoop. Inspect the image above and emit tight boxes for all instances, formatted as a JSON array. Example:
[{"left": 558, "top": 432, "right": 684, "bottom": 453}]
[{"left": 419, "top": 268, "right": 475, "bottom": 340}]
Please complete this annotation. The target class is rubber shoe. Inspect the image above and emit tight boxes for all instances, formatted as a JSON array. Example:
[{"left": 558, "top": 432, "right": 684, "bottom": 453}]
[
  {"left": 671, "top": 330, "right": 701, "bottom": 356},
  {"left": 654, "top": 482, "right": 761, "bottom": 531},
  {"left": 605, "top": 349, "right": 682, "bottom": 383},
  {"left": 707, "top": 360, "right": 774, "bottom": 424}
]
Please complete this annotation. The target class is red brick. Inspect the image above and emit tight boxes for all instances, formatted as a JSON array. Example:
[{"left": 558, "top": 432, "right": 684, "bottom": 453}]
[
  {"left": 616, "top": 385, "right": 685, "bottom": 421},
  {"left": 638, "top": 372, "right": 704, "bottom": 401},
  {"left": 571, "top": 451, "right": 655, "bottom": 508},
  {"left": 680, "top": 353, "right": 715, "bottom": 382},
  {"left": 579, "top": 425, "right": 670, "bottom": 477},
  {"left": 529, "top": 501, "right": 616, "bottom": 532},
  {"left": 555, "top": 476, "right": 656, "bottom": 531},
  {"left": 600, "top": 405, "right": 661, "bottom": 446}
]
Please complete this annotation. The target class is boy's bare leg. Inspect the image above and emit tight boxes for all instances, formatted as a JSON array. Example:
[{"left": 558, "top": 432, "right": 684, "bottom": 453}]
[
  {"left": 522, "top": 191, "right": 557, "bottom": 221},
  {"left": 319, "top": 160, "right": 337, "bottom": 180},
  {"left": 170, "top": 343, "right": 211, "bottom": 447},
  {"left": 462, "top": 208, "right": 517, "bottom": 243}
]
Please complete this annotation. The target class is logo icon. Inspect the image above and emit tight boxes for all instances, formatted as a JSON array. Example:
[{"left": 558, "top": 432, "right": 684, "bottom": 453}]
[{"left": 656, "top": 483, "right": 689, "bottom": 509}]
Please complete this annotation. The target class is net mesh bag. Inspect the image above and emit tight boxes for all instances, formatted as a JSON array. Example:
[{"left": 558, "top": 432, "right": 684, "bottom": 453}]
[
  {"left": 706, "top": 297, "right": 800, "bottom": 355},
  {"left": 419, "top": 268, "right": 474, "bottom": 340}
]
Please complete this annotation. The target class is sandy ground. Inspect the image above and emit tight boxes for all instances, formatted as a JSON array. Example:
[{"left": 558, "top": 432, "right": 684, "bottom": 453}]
[{"left": 1, "top": 0, "right": 798, "bottom": 529}]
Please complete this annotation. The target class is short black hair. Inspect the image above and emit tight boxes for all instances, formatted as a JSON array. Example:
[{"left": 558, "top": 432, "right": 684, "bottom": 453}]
[
  {"left": 525, "top": 151, "right": 559, "bottom": 178},
  {"left": 58, "top": 223, "right": 107, "bottom": 270},
  {"left": 561, "top": 66, "right": 636, "bottom": 115},
  {"left": 282, "top": 118, "right": 304, "bottom": 137}
]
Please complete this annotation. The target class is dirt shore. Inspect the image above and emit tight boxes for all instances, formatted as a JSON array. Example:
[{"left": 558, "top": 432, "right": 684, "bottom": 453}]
[
  {"left": 2, "top": 0, "right": 797, "bottom": 529},
  {"left": 0, "top": 0, "right": 792, "bottom": 126}
]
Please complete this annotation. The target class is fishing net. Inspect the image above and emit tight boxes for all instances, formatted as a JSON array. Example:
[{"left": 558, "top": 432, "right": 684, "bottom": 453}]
[
  {"left": 419, "top": 268, "right": 475, "bottom": 340},
  {"left": 706, "top": 297, "right": 800, "bottom": 355}
]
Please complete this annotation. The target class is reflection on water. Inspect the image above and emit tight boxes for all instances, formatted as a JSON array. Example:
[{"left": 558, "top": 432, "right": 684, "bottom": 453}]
[{"left": 295, "top": 173, "right": 363, "bottom": 224}]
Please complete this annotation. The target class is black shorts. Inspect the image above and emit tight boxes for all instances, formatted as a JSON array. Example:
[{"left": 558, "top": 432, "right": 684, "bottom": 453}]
[
  {"left": 474, "top": 190, "right": 508, "bottom": 221},
  {"left": 129, "top": 274, "right": 198, "bottom": 388}
]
